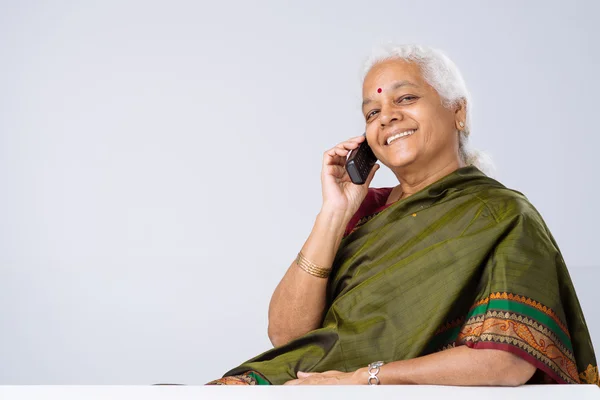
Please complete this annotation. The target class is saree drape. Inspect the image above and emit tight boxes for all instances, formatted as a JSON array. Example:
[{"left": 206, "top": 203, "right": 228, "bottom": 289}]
[{"left": 221, "top": 166, "right": 598, "bottom": 385}]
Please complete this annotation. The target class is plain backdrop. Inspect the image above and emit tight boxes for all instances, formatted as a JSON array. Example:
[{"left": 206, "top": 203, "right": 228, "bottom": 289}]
[{"left": 0, "top": 0, "right": 598, "bottom": 385}]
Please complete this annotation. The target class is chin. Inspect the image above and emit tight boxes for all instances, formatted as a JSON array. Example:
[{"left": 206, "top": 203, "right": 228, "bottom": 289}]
[{"left": 385, "top": 152, "right": 419, "bottom": 168}]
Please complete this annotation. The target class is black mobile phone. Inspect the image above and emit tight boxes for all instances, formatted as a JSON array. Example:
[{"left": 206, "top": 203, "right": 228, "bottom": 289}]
[{"left": 345, "top": 133, "right": 378, "bottom": 185}]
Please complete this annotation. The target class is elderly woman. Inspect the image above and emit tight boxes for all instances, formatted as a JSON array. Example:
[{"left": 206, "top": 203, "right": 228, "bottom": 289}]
[{"left": 206, "top": 44, "right": 598, "bottom": 386}]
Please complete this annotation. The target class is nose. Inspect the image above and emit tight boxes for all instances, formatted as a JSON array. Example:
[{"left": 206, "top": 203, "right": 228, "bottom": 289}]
[
  {"left": 379, "top": 103, "right": 403, "bottom": 128},
  {"left": 380, "top": 115, "right": 397, "bottom": 128}
]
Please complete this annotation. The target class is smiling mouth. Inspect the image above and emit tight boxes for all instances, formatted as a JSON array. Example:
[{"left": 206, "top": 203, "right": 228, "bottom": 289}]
[{"left": 385, "top": 129, "right": 417, "bottom": 145}]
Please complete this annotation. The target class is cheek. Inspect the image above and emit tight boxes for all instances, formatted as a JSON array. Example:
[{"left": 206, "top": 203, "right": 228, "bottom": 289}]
[
  {"left": 365, "top": 120, "right": 377, "bottom": 132},
  {"left": 420, "top": 114, "right": 448, "bottom": 144},
  {"left": 365, "top": 124, "right": 378, "bottom": 143}
]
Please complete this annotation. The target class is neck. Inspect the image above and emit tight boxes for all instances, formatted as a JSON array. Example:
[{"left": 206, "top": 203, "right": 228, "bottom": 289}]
[{"left": 394, "top": 157, "right": 465, "bottom": 199}]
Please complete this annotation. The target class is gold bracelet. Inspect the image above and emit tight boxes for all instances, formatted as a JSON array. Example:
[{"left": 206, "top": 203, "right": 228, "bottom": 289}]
[{"left": 295, "top": 251, "right": 331, "bottom": 279}]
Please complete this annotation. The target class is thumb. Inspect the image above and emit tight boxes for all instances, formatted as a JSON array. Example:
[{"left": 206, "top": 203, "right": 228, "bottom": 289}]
[
  {"left": 297, "top": 371, "right": 316, "bottom": 378},
  {"left": 365, "top": 163, "right": 380, "bottom": 185}
]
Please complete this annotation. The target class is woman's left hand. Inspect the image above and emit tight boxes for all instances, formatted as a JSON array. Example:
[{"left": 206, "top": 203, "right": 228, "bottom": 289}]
[{"left": 283, "top": 370, "right": 360, "bottom": 385}]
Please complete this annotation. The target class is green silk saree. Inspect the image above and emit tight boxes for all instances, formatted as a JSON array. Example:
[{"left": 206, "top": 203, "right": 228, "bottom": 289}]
[{"left": 222, "top": 166, "right": 598, "bottom": 385}]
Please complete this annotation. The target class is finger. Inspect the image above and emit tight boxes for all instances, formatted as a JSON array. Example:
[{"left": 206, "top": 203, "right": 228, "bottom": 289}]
[
  {"left": 323, "top": 154, "right": 345, "bottom": 170},
  {"left": 320, "top": 370, "right": 343, "bottom": 375},
  {"left": 323, "top": 151, "right": 342, "bottom": 167},
  {"left": 331, "top": 147, "right": 350, "bottom": 157},
  {"left": 297, "top": 378, "right": 318, "bottom": 385},
  {"left": 327, "top": 144, "right": 364, "bottom": 164},
  {"left": 283, "top": 379, "right": 301, "bottom": 385},
  {"left": 323, "top": 150, "right": 349, "bottom": 167},
  {"left": 327, "top": 138, "right": 364, "bottom": 156},
  {"left": 324, "top": 164, "right": 346, "bottom": 177},
  {"left": 297, "top": 371, "right": 317, "bottom": 378},
  {"left": 364, "top": 163, "right": 381, "bottom": 186},
  {"left": 323, "top": 142, "right": 363, "bottom": 168},
  {"left": 335, "top": 141, "right": 361, "bottom": 151},
  {"left": 325, "top": 146, "right": 346, "bottom": 156}
]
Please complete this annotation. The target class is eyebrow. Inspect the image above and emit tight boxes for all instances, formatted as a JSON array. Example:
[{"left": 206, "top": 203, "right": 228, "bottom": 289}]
[{"left": 362, "top": 80, "right": 419, "bottom": 108}]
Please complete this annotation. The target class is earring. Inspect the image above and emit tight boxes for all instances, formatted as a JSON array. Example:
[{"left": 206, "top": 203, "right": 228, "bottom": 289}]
[{"left": 459, "top": 122, "right": 464, "bottom": 128}]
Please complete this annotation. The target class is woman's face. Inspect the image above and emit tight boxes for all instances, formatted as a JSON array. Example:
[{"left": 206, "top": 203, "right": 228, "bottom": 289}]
[{"left": 362, "top": 59, "right": 464, "bottom": 171}]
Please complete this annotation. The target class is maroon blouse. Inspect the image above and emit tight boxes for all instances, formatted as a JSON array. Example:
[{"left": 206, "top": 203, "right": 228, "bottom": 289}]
[{"left": 343, "top": 187, "right": 395, "bottom": 237}]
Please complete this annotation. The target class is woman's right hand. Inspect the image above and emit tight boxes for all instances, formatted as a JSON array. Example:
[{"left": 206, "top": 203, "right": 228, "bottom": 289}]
[{"left": 320, "top": 135, "right": 380, "bottom": 219}]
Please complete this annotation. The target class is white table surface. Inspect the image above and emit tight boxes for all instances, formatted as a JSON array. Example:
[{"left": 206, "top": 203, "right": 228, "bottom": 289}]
[{"left": 0, "top": 385, "right": 599, "bottom": 400}]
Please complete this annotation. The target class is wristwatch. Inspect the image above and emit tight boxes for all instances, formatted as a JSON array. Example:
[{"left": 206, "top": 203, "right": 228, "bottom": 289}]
[{"left": 367, "top": 361, "right": 384, "bottom": 385}]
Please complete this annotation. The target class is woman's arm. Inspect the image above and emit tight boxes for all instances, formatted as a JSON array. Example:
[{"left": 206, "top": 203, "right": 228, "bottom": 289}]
[
  {"left": 287, "top": 346, "right": 537, "bottom": 386},
  {"left": 269, "top": 135, "right": 379, "bottom": 348},
  {"left": 364, "top": 345, "right": 537, "bottom": 386},
  {"left": 267, "top": 206, "right": 349, "bottom": 348}
]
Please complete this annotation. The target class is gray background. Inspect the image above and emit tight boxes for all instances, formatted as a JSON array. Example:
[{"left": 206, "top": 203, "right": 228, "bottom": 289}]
[{"left": 0, "top": 0, "right": 598, "bottom": 385}]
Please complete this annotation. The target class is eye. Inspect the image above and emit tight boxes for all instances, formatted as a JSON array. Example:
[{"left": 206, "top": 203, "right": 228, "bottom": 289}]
[
  {"left": 366, "top": 110, "right": 379, "bottom": 120},
  {"left": 396, "top": 96, "right": 417, "bottom": 103}
]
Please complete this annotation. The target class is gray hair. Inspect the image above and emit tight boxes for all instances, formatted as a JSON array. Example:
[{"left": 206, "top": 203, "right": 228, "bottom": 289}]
[{"left": 362, "top": 44, "right": 495, "bottom": 176}]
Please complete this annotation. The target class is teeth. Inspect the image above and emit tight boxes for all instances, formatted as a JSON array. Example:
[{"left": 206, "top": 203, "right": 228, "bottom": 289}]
[{"left": 386, "top": 130, "right": 416, "bottom": 145}]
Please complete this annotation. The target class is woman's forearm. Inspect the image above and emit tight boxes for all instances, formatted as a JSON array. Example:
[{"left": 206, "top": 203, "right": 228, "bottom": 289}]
[
  {"left": 354, "top": 345, "right": 537, "bottom": 386},
  {"left": 267, "top": 207, "right": 349, "bottom": 347}
]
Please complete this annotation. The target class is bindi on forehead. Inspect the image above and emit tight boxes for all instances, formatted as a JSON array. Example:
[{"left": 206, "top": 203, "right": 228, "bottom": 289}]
[{"left": 363, "top": 80, "right": 421, "bottom": 107}]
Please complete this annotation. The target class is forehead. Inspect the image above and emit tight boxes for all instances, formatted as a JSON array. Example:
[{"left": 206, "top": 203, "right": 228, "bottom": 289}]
[{"left": 362, "top": 59, "right": 426, "bottom": 94}]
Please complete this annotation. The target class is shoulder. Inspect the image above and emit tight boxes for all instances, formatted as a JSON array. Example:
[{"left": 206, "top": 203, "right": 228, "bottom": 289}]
[{"left": 473, "top": 183, "right": 549, "bottom": 232}]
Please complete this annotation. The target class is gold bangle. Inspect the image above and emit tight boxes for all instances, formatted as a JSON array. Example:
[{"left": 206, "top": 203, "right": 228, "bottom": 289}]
[{"left": 295, "top": 251, "right": 331, "bottom": 279}]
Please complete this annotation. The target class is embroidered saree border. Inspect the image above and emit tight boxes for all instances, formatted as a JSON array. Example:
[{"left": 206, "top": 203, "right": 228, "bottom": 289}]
[
  {"left": 466, "top": 300, "right": 573, "bottom": 351},
  {"left": 220, "top": 168, "right": 598, "bottom": 386},
  {"left": 459, "top": 312, "right": 579, "bottom": 383},
  {"left": 470, "top": 292, "right": 571, "bottom": 340},
  {"left": 205, "top": 370, "right": 271, "bottom": 385},
  {"left": 579, "top": 364, "right": 600, "bottom": 386},
  {"left": 432, "top": 292, "right": 587, "bottom": 384}
]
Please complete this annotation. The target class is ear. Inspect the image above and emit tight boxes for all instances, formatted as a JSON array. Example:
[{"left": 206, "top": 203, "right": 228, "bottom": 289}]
[{"left": 454, "top": 98, "right": 467, "bottom": 130}]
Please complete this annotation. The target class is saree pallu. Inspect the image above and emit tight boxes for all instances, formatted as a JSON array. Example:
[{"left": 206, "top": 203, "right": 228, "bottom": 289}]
[{"left": 218, "top": 166, "right": 598, "bottom": 385}]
